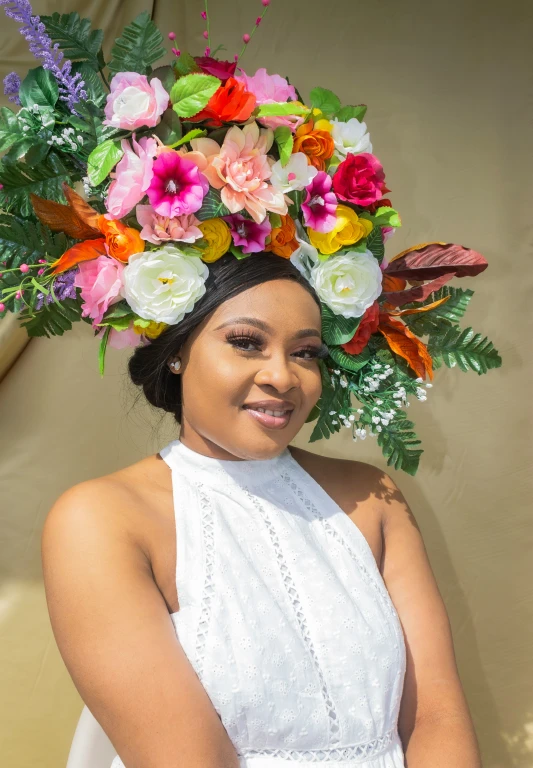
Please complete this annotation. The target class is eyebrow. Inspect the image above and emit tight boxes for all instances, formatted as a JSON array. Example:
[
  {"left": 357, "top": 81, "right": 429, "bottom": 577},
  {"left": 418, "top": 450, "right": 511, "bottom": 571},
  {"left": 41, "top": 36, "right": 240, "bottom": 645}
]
[{"left": 214, "top": 316, "right": 322, "bottom": 340}]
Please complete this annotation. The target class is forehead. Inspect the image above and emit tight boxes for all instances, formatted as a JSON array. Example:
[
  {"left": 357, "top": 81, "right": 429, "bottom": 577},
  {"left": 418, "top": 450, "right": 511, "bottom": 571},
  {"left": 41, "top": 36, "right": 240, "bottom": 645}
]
[{"left": 207, "top": 279, "right": 321, "bottom": 332}]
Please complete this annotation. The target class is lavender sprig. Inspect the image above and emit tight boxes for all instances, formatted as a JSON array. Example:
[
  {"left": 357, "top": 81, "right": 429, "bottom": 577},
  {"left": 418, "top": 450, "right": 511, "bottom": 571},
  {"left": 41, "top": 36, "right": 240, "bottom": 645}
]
[
  {"left": 35, "top": 268, "right": 78, "bottom": 310},
  {"left": 3, "top": 71, "right": 21, "bottom": 104},
  {"left": 0, "top": 0, "right": 87, "bottom": 111}
]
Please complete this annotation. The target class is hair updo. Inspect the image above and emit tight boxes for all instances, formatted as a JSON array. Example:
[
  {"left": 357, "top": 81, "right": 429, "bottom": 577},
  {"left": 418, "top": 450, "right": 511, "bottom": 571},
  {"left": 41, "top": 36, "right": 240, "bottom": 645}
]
[{"left": 127, "top": 251, "right": 322, "bottom": 426}]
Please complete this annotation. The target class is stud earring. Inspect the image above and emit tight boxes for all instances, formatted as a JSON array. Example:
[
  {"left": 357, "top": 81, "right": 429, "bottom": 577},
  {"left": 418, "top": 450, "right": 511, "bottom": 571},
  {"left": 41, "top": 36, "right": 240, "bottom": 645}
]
[{"left": 169, "top": 358, "right": 182, "bottom": 372}]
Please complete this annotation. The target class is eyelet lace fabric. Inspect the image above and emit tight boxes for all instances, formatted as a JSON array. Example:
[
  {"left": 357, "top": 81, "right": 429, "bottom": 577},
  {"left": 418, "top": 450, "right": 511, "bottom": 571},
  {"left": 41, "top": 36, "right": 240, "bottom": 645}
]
[{"left": 110, "top": 440, "right": 406, "bottom": 768}]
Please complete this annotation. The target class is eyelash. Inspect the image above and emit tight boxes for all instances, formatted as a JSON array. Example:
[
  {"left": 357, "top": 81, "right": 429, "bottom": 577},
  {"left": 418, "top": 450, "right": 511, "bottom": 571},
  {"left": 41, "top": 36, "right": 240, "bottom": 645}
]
[{"left": 225, "top": 330, "right": 330, "bottom": 361}]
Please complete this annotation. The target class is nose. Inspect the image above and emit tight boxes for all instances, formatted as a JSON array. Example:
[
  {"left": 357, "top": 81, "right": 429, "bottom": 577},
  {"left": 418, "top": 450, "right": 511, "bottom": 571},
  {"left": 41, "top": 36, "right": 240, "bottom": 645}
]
[{"left": 254, "top": 350, "right": 301, "bottom": 393}]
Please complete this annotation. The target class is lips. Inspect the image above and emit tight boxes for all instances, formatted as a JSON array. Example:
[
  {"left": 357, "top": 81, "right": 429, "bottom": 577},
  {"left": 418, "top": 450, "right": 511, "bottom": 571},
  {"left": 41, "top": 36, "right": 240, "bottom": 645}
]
[{"left": 242, "top": 405, "right": 293, "bottom": 429}]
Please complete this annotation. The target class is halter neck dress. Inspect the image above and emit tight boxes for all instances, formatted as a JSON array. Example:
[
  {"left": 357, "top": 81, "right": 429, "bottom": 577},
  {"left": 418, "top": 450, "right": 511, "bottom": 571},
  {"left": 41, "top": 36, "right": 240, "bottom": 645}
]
[{"left": 110, "top": 438, "right": 406, "bottom": 768}]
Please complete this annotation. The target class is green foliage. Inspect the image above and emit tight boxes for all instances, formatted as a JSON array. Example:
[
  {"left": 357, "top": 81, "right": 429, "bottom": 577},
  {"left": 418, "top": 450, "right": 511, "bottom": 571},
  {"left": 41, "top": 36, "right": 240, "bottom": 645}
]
[
  {"left": 328, "top": 344, "right": 371, "bottom": 373},
  {"left": 321, "top": 303, "right": 361, "bottom": 345},
  {"left": 0, "top": 153, "right": 71, "bottom": 218},
  {"left": 68, "top": 100, "right": 114, "bottom": 155},
  {"left": 41, "top": 12, "right": 104, "bottom": 72},
  {"left": 108, "top": 11, "right": 166, "bottom": 76},
  {"left": 170, "top": 74, "right": 221, "bottom": 118},
  {"left": 402, "top": 286, "right": 474, "bottom": 337},
  {"left": 87, "top": 139, "right": 124, "bottom": 186},
  {"left": 0, "top": 107, "right": 26, "bottom": 153},
  {"left": 360, "top": 206, "right": 401, "bottom": 228},
  {"left": 150, "top": 65, "right": 177, "bottom": 93},
  {"left": 309, "top": 87, "right": 341, "bottom": 117},
  {"left": 71, "top": 62, "right": 107, "bottom": 106},
  {"left": 173, "top": 51, "right": 202, "bottom": 77},
  {"left": 365, "top": 225, "right": 385, "bottom": 264},
  {"left": 196, "top": 188, "right": 231, "bottom": 221},
  {"left": 18, "top": 295, "right": 84, "bottom": 338},
  {"left": 154, "top": 109, "right": 183, "bottom": 145},
  {"left": 334, "top": 105, "right": 367, "bottom": 122},
  {"left": 171, "top": 128, "right": 207, "bottom": 149},
  {"left": 309, "top": 362, "right": 352, "bottom": 442},
  {"left": 256, "top": 102, "right": 309, "bottom": 117},
  {"left": 18, "top": 67, "right": 58, "bottom": 109},
  {"left": 274, "top": 126, "right": 293, "bottom": 166},
  {"left": 376, "top": 412, "right": 423, "bottom": 475},
  {"left": 428, "top": 326, "right": 502, "bottom": 374}
]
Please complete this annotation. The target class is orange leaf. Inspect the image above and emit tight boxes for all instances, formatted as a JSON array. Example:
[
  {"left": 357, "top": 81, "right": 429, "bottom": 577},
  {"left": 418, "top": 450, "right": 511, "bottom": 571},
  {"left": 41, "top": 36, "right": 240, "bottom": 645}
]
[
  {"left": 381, "top": 274, "right": 406, "bottom": 293},
  {"left": 62, "top": 183, "right": 102, "bottom": 232},
  {"left": 378, "top": 314, "right": 434, "bottom": 381},
  {"left": 49, "top": 238, "right": 107, "bottom": 275},
  {"left": 30, "top": 193, "right": 101, "bottom": 240},
  {"left": 385, "top": 295, "right": 451, "bottom": 317}
]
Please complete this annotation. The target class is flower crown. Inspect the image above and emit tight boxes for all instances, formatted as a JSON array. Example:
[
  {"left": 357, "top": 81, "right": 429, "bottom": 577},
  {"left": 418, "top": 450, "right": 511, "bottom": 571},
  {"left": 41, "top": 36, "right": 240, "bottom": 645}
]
[{"left": 0, "top": 0, "right": 502, "bottom": 474}]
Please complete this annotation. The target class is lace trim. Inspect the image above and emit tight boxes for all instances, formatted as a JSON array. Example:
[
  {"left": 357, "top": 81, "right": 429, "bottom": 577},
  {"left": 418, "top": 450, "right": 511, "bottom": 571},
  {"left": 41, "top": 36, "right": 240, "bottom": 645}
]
[
  {"left": 239, "top": 727, "right": 396, "bottom": 761},
  {"left": 194, "top": 483, "right": 215, "bottom": 683},
  {"left": 240, "top": 485, "right": 341, "bottom": 745},
  {"left": 280, "top": 472, "right": 396, "bottom": 621}
]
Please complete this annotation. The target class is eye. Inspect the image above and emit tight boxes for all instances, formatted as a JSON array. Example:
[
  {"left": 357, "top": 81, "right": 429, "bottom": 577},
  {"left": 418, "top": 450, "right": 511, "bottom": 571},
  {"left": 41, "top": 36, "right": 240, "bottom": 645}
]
[{"left": 225, "top": 330, "right": 329, "bottom": 360}]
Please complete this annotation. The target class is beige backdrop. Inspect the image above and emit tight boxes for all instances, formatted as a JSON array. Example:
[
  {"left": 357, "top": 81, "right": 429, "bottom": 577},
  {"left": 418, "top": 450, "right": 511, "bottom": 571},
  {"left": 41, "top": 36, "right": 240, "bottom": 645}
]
[{"left": 1, "top": 1, "right": 531, "bottom": 766}]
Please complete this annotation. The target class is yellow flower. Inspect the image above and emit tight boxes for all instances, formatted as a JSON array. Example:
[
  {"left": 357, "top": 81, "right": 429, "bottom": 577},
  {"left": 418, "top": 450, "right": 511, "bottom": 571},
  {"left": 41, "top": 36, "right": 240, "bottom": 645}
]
[
  {"left": 198, "top": 218, "right": 231, "bottom": 263},
  {"left": 307, "top": 204, "right": 373, "bottom": 255},
  {"left": 133, "top": 319, "right": 168, "bottom": 339}
]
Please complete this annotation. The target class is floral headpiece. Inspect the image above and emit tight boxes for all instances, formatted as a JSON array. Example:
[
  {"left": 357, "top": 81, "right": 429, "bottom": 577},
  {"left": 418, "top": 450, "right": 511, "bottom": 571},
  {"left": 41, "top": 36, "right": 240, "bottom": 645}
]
[{"left": 0, "top": 0, "right": 502, "bottom": 474}]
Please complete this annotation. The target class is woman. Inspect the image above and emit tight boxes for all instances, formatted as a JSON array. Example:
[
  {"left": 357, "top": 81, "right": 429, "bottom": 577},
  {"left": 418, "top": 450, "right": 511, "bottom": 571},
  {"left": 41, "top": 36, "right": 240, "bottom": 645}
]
[{"left": 42, "top": 253, "right": 481, "bottom": 768}]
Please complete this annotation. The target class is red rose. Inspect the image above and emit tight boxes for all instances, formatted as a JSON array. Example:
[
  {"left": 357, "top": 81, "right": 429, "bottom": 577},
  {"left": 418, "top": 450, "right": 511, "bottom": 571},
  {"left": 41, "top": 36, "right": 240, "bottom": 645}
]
[
  {"left": 365, "top": 197, "right": 392, "bottom": 215},
  {"left": 193, "top": 56, "right": 237, "bottom": 81},
  {"left": 332, "top": 152, "right": 389, "bottom": 207},
  {"left": 340, "top": 301, "right": 380, "bottom": 355},
  {"left": 188, "top": 76, "right": 256, "bottom": 127}
]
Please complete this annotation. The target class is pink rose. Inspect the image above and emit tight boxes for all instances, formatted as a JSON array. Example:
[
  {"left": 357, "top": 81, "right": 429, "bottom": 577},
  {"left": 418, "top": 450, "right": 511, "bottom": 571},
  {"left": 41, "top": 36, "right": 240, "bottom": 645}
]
[
  {"left": 105, "top": 136, "right": 157, "bottom": 220},
  {"left": 104, "top": 72, "right": 169, "bottom": 130},
  {"left": 234, "top": 67, "right": 304, "bottom": 132},
  {"left": 135, "top": 205, "right": 203, "bottom": 244},
  {"left": 95, "top": 324, "right": 147, "bottom": 350},
  {"left": 73, "top": 255, "right": 124, "bottom": 325},
  {"left": 332, "top": 152, "right": 388, "bottom": 207}
]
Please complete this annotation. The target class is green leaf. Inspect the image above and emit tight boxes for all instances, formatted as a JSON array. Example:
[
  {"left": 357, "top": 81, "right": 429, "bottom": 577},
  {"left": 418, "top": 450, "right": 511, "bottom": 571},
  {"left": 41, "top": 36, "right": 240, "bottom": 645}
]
[
  {"left": 362, "top": 206, "right": 401, "bottom": 228},
  {"left": 274, "top": 126, "right": 293, "bottom": 167},
  {"left": 170, "top": 128, "right": 207, "bottom": 148},
  {"left": 256, "top": 102, "right": 310, "bottom": 117},
  {"left": 304, "top": 403, "right": 320, "bottom": 423},
  {"left": 153, "top": 108, "right": 183, "bottom": 145},
  {"left": 376, "top": 413, "right": 423, "bottom": 475},
  {"left": 18, "top": 296, "right": 83, "bottom": 339},
  {"left": 71, "top": 62, "right": 107, "bottom": 106},
  {"left": 365, "top": 226, "right": 385, "bottom": 264},
  {"left": 427, "top": 325, "right": 502, "bottom": 374},
  {"left": 41, "top": 12, "right": 104, "bottom": 71},
  {"left": 309, "top": 364, "right": 352, "bottom": 442},
  {"left": 87, "top": 139, "right": 123, "bottom": 186},
  {"left": 334, "top": 105, "right": 367, "bottom": 122},
  {"left": 18, "top": 67, "right": 59, "bottom": 109},
  {"left": 150, "top": 65, "right": 176, "bottom": 93},
  {"left": 0, "top": 153, "right": 71, "bottom": 218},
  {"left": 321, "top": 303, "right": 361, "bottom": 345},
  {"left": 170, "top": 74, "right": 221, "bottom": 118},
  {"left": 328, "top": 344, "right": 371, "bottom": 373},
  {"left": 71, "top": 100, "right": 115, "bottom": 154},
  {"left": 402, "top": 286, "right": 475, "bottom": 338},
  {"left": 228, "top": 243, "right": 249, "bottom": 260},
  {"left": 108, "top": 11, "right": 165, "bottom": 77},
  {"left": 173, "top": 51, "right": 202, "bottom": 78},
  {"left": 309, "top": 87, "right": 341, "bottom": 117},
  {"left": 195, "top": 188, "right": 231, "bottom": 221},
  {"left": 0, "top": 107, "right": 25, "bottom": 152},
  {"left": 98, "top": 325, "right": 111, "bottom": 377},
  {"left": 99, "top": 301, "right": 135, "bottom": 330}
]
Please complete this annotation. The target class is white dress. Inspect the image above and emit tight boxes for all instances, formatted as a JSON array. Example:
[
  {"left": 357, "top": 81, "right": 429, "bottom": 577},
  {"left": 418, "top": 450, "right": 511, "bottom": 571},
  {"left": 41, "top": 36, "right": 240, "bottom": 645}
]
[{"left": 111, "top": 438, "right": 406, "bottom": 768}]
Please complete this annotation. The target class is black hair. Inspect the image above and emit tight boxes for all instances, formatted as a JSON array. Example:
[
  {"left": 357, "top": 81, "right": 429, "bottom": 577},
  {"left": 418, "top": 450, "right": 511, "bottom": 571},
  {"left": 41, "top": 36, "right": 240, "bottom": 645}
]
[{"left": 127, "top": 251, "right": 323, "bottom": 426}]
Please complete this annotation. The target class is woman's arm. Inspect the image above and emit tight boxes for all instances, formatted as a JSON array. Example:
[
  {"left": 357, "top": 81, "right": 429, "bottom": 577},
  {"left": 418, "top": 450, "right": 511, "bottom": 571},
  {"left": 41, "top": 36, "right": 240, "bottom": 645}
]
[
  {"left": 376, "top": 469, "right": 482, "bottom": 767},
  {"left": 42, "top": 479, "right": 240, "bottom": 768}
]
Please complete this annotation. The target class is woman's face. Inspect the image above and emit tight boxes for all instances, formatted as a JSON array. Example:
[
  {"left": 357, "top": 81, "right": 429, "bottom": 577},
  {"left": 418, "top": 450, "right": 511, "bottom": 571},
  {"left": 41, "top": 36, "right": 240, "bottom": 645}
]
[{"left": 173, "top": 278, "right": 325, "bottom": 460}]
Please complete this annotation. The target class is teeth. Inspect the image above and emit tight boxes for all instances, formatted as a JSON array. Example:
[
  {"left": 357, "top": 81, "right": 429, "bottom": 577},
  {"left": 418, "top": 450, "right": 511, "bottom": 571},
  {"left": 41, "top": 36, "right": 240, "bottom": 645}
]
[{"left": 255, "top": 408, "right": 289, "bottom": 417}]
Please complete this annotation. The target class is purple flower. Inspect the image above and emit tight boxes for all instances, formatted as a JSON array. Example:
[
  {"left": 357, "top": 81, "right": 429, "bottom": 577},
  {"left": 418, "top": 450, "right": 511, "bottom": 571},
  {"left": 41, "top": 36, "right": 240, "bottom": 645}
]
[
  {"left": 3, "top": 71, "right": 21, "bottom": 104},
  {"left": 302, "top": 171, "right": 338, "bottom": 233},
  {"left": 223, "top": 213, "right": 272, "bottom": 254},
  {"left": 147, "top": 151, "right": 209, "bottom": 218},
  {"left": 0, "top": 0, "right": 86, "bottom": 111},
  {"left": 35, "top": 268, "right": 78, "bottom": 310}
]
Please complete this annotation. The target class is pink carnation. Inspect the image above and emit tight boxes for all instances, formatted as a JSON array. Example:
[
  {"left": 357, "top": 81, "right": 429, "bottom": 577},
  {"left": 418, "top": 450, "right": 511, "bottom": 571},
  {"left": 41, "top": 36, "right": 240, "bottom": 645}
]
[
  {"left": 234, "top": 67, "right": 304, "bottom": 132},
  {"left": 105, "top": 136, "right": 157, "bottom": 220},
  {"left": 73, "top": 255, "right": 124, "bottom": 325},
  {"left": 104, "top": 72, "right": 169, "bottom": 130},
  {"left": 136, "top": 205, "right": 203, "bottom": 244}
]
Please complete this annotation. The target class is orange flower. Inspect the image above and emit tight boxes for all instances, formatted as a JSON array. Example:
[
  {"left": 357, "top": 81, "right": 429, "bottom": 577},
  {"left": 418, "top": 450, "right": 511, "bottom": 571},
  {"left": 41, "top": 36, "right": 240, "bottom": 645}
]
[
  {"left": 99, "top": 218, "right": 145, "bottom": 263},
  {"left": 265, "top": 215, "right": 299, "bottom": 258},
  {"left": 293, "top": 119, "right": 335, "bottom": 171},
  {"left": 188, "top": 76, "right": 257, "bottom": 128}
]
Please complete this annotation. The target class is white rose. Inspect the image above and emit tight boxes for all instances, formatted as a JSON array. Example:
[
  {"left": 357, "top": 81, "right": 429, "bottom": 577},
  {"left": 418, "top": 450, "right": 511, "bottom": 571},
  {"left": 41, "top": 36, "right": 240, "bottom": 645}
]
[
  {"left": 270, "top": 152, "right": 318, "bottom": 193},
  {"left": 309, "top": 250, "right": 382, "bottom": 318},
  {"left": 289, "top": 220, "right": 320, "bottom": 279},
  {"left": 331, "top": 117, "right": 372, "bottom": 159},
  {"left": 121, "top": 245, "right": 209, "bottom": 325}
]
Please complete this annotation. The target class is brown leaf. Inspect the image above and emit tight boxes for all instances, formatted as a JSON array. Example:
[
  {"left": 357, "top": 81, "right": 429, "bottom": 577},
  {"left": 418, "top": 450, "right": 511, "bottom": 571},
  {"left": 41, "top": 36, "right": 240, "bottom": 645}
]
[
  {"left": 49, "top": 238, "right": 107, "bottom": 275},
  {"left": 384, "top": 241, "right": 488, "bottom": 281},
  {"left": 62, "top": 183, "right": 102, "bottom": 232},
  {"left": 378, "top": 314, "right": 434, "bottom": 380},
  {"left": 382, "top": 273, "right": 453, "bottom": 307},
  {"left": 381, "top": 274, "right": 406, "bottom": 293},
  {"left": 385, "top": 295, "right": 451, "bottom": 316},
  {"left": 30, "top": 193, "right": 101, "bottom": 241}
]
